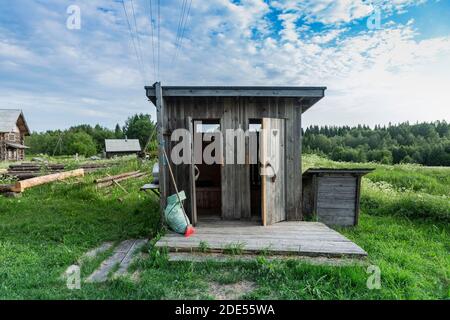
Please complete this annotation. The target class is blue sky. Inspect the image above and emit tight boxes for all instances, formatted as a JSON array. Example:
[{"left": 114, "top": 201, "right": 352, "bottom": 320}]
[{"left": 0, "top": 0, "right": 449, "bottom": 132}]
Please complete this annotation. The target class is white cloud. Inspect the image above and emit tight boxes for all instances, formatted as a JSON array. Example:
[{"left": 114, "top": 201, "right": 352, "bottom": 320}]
[
  {"left": 311, "top": 28, "right": 348, "bottom": 44},
  {"left": 272, "top": 0, "right": 428, "bottom": 24}
]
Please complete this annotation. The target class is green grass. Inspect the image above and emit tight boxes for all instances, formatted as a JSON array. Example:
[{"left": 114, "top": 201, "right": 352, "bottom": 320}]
[
  {"left": 0, "top": 155, "right": 448, "bottom": 299},
  {"left": 223, "top": 242, "right": 246, "bottom": 255},
  {"left": 0, "top": 158, "right": 159, "bottom": 299}
]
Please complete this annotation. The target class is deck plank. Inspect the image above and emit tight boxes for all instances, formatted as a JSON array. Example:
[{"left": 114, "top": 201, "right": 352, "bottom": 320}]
[{"left": 156, "top": 221, "right": 367, "bottom": 258}]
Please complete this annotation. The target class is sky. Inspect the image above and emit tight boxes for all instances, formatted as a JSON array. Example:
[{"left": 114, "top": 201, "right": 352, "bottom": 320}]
[{"left": 0, "top": 0, "right": 449, "bottom": 132}]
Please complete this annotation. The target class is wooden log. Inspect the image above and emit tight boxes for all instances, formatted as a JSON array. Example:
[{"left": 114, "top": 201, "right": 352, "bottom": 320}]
[
  {"left": 11, "top": 169, "right": 85, "bottom": 193},
  {"left": 7, "top": 171, "right": 65, "bottom": 181},
  {"left": 2, "top": 192, "right": 22, "bottom": 198},
  {"left": 96, "top": 172, "right": 147, "bottom": 189},
  {"left": 94, "top": 171, "right": 140, "bottom": 184},
  {"left": 112, "top": 179, "right": 129, "bottom": 194},
  {"left": 10, "top": 174, "right": 39, "bottom": 180},
  {"left": 97, "top": 172, "right": 147, "bottom": 188},
  {"left": 8, "top": 166, "right": 65, "bottom": 172},
  {"left": 8, "top": 167, "right": 41, "bottom": 172},
  {"left": 0, "top": 184, "right": 14, "bottom": 193}
]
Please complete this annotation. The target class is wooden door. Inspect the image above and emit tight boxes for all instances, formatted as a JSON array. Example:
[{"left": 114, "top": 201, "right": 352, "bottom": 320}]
[
  {"left": 186, "top": 117, "right": 198, "bottom": 226},
  {"left": 261, "top": 118, "right": 286, "bottom": 226}
]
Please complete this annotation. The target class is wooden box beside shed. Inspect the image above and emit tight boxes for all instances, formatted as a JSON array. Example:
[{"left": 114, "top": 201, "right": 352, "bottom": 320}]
[{"left": 302, "top": 168, "right": 373, "bottom": 226}]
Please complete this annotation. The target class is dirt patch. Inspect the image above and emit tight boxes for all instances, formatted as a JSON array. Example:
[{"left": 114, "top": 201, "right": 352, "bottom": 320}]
[
  {"left": 208, "top": 281, "right": 256, "bottom": 300},
  {"left": 130, "top": 271, "right": 141, "bottom": 283}
]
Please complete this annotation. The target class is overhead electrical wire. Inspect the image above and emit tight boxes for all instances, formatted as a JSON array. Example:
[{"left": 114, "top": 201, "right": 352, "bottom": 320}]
[
  {"left": 129, "top": 0, "right": 148, "bottom": 82},
  {"left": 122, "top": 0, "right": 194, "bottom": 83},
  {"left": 121, "top": 0, "right": 147, "bottom": 84},
  {"left": 172, "top": 0, "right": 187, "bottom": 63},
  {"left": 157, "top": 0, "right": 161, "bottom": 80},
  {"left": 148, "top": 0, "right": 157, "bottom": 81},
  {"left": 173, "top": 0, "right": 193, "bottom": 66}
]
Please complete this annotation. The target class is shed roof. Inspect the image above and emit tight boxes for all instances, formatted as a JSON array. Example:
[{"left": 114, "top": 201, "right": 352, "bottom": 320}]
[
  {"left": 303, "top": 168, "right": 374, "bottom": 177},
  {"left": 145, "top": 84, "right": 326, "bottom": 112},
  {"left": 0, "top": 109, "right": 30, "bottom": 134},
  {"left": 105, "top": 139, "right": 141, "bottom": 153}
]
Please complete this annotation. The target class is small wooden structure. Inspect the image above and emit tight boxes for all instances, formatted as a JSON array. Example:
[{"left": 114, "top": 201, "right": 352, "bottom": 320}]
[
  {"left": 0, "top": 109, "right": 30, "bottom": 161},
  {"left": 104, "top": 139, "right": 141, "bottom": 158},
  {"left": 146, "top": 84, "right": 372, "bottom": 259},
  {"left": 145, "top": 83, "right": 326, "bottom": 226},
  {"left": 302, "top": 169, "right": 374, "bottom": 226}
]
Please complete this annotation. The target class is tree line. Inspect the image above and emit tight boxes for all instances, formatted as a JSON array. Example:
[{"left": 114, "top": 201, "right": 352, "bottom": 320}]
[
  {"left": 26, "top": 116, "right": 450, "bottom": 166},
  {"left": 303, "top": 121, "right": 450, "bottom": 166},
  {"left": 25, "top": 114, "right": 157, "bottom": 157}
]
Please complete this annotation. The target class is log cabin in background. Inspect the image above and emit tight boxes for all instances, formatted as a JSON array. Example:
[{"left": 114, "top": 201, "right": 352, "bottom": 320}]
[{"left": 0, "top": 109, "right": 30, "bottom": 162}]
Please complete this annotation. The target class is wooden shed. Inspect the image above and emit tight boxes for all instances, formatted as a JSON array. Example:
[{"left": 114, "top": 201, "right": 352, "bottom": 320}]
[
  {"left": 146, "top": 83, "right": 326, "bottom": 226},
  {"left": 302, "top": 169, "right": 374, "bottom": 226},
  {"left": 104, "top": 139, "right": 141, "bottom": 158}
]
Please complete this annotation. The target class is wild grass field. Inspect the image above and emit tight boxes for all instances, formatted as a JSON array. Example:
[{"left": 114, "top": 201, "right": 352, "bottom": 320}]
[{"left": 0, "top": 155, "right": 448, "bottom": 299}]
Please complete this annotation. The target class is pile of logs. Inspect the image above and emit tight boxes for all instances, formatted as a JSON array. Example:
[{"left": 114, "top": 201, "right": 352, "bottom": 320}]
[
  {"left": 0, "top": 163, "right": 142, "bottom": 197},
  {"left": 7, "top": 163, "right": 66, "bottom": 180},
  {"left": 5, "top": 162, "right": 120, "bottom": 180},
  {"left": 81, "top": 163, "right": 120, "bottom": 173},
  {"left": 95, "top": 171, "right": 147, "bottom": 189}
]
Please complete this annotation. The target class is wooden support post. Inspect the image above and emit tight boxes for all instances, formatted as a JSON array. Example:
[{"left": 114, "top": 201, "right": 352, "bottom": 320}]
[
  {"left": 155, "top": 82, "right": 168, "bottom": 223},
  {"left": 297, "top": 104, "right": 303, "bottom": 220}
]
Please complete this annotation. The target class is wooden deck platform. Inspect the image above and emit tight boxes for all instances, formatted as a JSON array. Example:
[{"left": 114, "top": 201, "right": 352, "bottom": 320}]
[{"left": 156, "top": 221, "right": 367, "bottom": 259}]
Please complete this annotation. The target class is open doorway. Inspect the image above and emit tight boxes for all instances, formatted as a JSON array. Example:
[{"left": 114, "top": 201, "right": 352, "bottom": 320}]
[
  {"left": 194, "top": 120, "right": 222, "bottom": 220},
  {"left": 249, "top": 119, "right": 262, "bottom": 221}
]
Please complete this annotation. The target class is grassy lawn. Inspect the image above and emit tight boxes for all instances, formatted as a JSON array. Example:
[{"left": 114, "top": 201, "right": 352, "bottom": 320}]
[{"left": 0, "top": 156, "right": 448, "bottom": 299}]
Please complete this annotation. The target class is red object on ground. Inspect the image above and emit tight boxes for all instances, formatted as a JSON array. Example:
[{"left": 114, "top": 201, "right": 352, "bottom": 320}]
[{"left": 184, "top": 225, "right": 195, "bottom": 237}]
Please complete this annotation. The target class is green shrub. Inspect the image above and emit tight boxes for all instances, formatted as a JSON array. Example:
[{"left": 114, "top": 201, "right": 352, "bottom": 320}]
[{"left": 361, "top": 180, "right": 449, "bottom": 222}]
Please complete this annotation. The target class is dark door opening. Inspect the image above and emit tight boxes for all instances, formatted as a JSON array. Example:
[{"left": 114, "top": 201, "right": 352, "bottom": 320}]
[
  {"left": 249, "top": 119, "right": 262, "bottom": 221},
  {"left": 194, "top": 120, "right": 222, "bottom": 219}
]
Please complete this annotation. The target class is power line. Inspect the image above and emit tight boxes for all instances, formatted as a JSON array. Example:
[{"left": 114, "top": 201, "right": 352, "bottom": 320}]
[
  {"left": 130, "top": 0, "right": 148, "bottom": 82},
  {"left": 173, "top": 0, "right": 192, "bottom": 65},
  {"left": 148, "top": 0, "right": 157, "bottom": 80},
  {"left": 121, "top": 0, "right": 146, "bottom": 83},
  {"left": 157, "top": 0, "right": 161, "bottom": 80},
  {"left": 172, "top": 0, "right": 187, "bottom": 63}
]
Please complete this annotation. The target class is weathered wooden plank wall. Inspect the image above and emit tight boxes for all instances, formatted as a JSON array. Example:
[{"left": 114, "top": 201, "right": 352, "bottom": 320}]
[
  {"left": 261, "top": 117, "right": 286, "bottom": 225},
  {"left": 162, "top": 96, "right": 304, "bottom": 222},
  {"left": 303, "top": 173, "right": 360, "bottom": 226}
]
